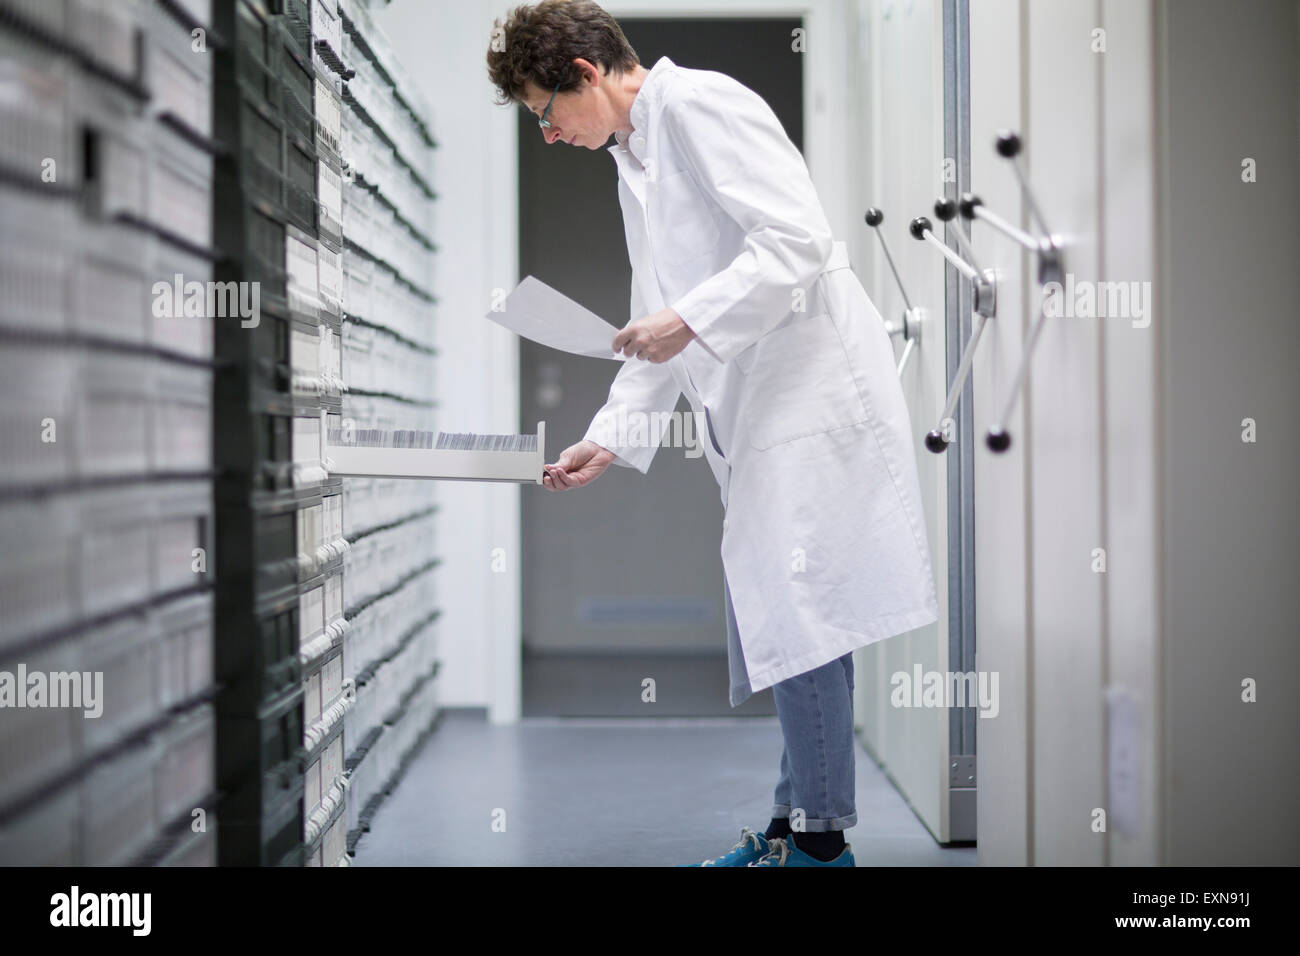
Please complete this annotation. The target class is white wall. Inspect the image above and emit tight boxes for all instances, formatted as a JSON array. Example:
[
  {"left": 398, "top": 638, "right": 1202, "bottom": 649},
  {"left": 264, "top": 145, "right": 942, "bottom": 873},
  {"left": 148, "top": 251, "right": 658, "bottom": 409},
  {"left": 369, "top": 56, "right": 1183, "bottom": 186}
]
[{"left": 373, "top": 0, "right": 521, "bottom": 721}]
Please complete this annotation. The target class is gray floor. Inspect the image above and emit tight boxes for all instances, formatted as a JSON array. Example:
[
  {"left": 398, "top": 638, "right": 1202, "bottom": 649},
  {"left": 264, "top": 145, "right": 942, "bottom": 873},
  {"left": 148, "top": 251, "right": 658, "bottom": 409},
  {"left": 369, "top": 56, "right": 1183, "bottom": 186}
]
[
  {"left": 352, "top": 708, "right": 977, "bottom": 866},
  {"left": 523, "top": 651, "right": 778, "bottom": 717}
]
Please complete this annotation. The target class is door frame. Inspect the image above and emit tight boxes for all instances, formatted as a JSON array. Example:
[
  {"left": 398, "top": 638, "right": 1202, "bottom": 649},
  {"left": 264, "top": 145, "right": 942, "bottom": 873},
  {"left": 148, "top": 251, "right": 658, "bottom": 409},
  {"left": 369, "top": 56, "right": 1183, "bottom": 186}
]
[{"left": 494, "top": 0, "right": 853, "bottom": 722}]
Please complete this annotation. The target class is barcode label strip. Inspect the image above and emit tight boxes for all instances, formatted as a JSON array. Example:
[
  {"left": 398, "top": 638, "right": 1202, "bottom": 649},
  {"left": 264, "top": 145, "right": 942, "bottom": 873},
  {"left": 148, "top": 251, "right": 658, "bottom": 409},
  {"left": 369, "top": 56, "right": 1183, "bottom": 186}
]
[
  {"left": 326, "top": 428, "right": 437, "bottom": 448},
  {"left": 327, "top": 428, "right": 537, "bottom": 453},
  {"left": 434, "top": 432, "right": 537, "bottom": 452}
]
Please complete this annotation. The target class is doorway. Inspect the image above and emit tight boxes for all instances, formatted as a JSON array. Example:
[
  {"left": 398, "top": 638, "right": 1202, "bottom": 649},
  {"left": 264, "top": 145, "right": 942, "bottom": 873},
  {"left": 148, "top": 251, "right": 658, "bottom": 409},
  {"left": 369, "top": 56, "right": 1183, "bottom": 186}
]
[{"left": 517, "top": 17, "right": 804, "bottom": 716}]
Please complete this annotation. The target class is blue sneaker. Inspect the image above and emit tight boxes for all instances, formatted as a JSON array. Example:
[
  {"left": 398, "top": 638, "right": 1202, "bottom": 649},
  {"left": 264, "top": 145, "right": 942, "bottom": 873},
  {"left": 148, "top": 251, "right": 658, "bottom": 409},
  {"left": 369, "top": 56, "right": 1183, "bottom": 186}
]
[
  {"left": 679, "top": 826, "right": 773, "bottom": 866},
  {"left": 747, "top": 834, "right": 856, "bottom": 866}
]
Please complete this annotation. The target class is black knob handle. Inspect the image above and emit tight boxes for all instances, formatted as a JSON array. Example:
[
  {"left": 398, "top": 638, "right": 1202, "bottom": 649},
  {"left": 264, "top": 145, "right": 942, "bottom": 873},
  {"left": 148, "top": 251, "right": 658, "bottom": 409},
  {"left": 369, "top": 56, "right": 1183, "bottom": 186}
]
[
  {"left": 958, "top": 193, "right": 982, "bottom": 219},
  {"left": 909, "top": 216, "right": 932, "bottom": 240},
  {"left": 924, "top": 430, "right": 949, "bottom": 454},
  {"left": 864, "top": 207, "right": 884, "bottom": 227},
  {"left": 933, "top": 198, "right": 957, "bottom": 222},
  {"left": 986, "top": 427, "right": 1012, "bottom": 452},
  {"left": 995, "top": 130, "right": 1021, "bottom": 157}
]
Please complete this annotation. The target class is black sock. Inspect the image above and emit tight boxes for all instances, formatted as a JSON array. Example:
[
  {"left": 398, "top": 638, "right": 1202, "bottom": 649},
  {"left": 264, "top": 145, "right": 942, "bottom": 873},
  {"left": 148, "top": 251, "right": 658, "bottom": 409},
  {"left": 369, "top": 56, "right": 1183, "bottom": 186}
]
[
  {"left": 764, "top": 817, "right": 791, "bottom": 841},
  {"left": 790, "top": 830, "right": 846, "bottom": 862}
]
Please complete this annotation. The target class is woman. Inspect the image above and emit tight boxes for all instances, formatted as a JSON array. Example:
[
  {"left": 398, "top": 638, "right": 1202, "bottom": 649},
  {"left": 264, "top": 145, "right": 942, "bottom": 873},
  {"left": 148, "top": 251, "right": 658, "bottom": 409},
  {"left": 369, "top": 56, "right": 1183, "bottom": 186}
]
[{"left": 487, "top": 0, "right": 940, "bottom": 867}]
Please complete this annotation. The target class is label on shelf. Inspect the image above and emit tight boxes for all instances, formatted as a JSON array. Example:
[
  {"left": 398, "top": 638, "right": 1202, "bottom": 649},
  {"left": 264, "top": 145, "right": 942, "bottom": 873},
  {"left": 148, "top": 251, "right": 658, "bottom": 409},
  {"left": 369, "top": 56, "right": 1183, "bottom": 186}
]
[
  {"left": 314, "top": 77, "right": 342, "bottom": 156},
  {"left": 300, "top": 584, "right": 324, "bottom": 648},
  {"left": 312, "top": 0, "right": 343, "bottom": 53},
  {"left": 285, "top": 227, "right": 322, "bottom": 319}
]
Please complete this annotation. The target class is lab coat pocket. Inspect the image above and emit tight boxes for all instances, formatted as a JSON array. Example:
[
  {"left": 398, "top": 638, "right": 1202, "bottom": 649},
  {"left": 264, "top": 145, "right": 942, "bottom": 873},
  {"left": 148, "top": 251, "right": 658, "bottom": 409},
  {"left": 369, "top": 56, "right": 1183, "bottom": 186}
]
[
  {"left": 742, "top": 312, "right": 870, "bottom": 450},
  {"left": 650, "top": 168, "right": 720, "bottom": 264}
]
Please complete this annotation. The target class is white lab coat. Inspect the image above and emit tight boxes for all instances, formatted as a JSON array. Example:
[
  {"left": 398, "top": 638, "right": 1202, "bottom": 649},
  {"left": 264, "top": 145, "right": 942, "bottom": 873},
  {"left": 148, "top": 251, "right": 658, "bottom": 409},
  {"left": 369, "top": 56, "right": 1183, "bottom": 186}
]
[{"left": 583, "top": 56, "right": 940, "bottom": 704}]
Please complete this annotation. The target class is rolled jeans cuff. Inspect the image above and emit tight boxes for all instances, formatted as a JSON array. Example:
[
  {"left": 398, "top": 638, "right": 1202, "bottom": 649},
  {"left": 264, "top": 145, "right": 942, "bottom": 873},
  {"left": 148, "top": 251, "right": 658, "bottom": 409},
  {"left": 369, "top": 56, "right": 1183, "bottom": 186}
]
[{"left": 769, "top": 806, "right": 858, "bottom": 832}]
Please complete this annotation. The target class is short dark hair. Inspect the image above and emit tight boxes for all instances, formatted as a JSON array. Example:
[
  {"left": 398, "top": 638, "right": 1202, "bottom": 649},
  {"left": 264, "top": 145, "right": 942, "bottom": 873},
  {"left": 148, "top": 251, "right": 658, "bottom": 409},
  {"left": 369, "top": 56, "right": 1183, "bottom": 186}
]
[{"left": 486, "top": 0, "right": 639, "bottom": 107}]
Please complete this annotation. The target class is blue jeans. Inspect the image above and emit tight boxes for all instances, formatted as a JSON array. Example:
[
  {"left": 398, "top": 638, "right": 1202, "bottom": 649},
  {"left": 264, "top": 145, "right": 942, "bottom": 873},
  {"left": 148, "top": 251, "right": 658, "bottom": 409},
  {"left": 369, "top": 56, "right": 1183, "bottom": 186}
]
[{"left": 724, "top": 574, "right": 858, "bottom": 832}]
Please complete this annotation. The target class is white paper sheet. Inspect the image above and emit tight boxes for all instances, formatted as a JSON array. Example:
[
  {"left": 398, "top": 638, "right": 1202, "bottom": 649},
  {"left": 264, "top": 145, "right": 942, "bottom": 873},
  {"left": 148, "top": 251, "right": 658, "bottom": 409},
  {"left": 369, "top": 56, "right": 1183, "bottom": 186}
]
[{"left": 486, "top": 276, "right": 627, "bottom": 360}]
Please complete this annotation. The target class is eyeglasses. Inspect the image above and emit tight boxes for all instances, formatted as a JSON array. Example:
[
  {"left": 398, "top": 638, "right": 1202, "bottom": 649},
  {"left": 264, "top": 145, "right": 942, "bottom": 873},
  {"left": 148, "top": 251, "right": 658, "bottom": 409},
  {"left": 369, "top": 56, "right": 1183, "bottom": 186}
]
[{"left": 537, "top": 82, "right": 561, "bottom": 128}]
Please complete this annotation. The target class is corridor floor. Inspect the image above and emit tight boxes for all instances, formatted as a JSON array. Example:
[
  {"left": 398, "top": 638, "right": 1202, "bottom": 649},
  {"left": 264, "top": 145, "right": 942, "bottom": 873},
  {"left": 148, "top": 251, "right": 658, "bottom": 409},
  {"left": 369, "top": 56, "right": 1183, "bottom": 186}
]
[{"left": 352, "top": 708, "right": 978, "bottom": 866}]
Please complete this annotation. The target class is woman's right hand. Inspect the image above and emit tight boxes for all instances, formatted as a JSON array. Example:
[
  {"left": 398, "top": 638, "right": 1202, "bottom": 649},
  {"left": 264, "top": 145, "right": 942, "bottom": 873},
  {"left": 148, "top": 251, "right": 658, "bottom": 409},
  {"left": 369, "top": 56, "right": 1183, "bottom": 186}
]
[{"left": 543, "top": 440, "right": 617, "bottom": 491}]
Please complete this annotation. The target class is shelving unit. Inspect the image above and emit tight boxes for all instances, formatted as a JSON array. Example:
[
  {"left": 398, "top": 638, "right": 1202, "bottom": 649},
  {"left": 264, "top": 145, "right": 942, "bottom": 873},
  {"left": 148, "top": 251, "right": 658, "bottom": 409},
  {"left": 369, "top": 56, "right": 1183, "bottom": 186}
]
[
  {"left": 0, "top": 0, "right": 449, "bottom": 867},
  {"left": 210, "top": 0, "right": 443, "bottom": 866},
  {"left": 331, "top": 0, "right": 444, "bottom": 865},
  {"left": 0, "top": 0, "right": 219, "bottom": 866}
]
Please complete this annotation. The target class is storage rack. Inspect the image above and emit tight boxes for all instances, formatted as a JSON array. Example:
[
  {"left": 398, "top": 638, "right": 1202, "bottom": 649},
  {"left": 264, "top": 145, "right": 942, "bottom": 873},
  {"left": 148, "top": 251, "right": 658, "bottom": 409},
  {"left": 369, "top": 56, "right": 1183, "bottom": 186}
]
[
  {"left": 0, "top": 0, "right": 442, "bottom": 868},
  {"left": 331, "top": 0, "right": 443, "bottom": 864},
  {"left": 0, "top": 0, "right": 220, "bottom": 865},
  {"left": 210, "top": 0, "right": 441, "bottom": 866}
]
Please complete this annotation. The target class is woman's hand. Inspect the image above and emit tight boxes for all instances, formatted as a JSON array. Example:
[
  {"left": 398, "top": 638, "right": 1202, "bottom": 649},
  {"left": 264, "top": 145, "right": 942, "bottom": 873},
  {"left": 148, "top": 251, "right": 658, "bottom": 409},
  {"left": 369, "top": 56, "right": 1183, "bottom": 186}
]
[
  {"left": 543, "top": 440, "right": 617, "bottom": 491},
  {"left": 611, "top": 307, "right": 697, "bottom": 363}
]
